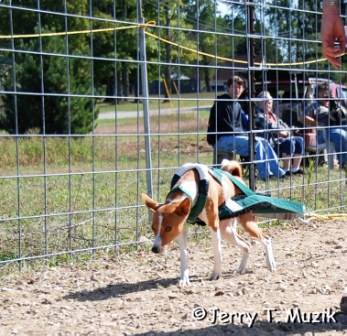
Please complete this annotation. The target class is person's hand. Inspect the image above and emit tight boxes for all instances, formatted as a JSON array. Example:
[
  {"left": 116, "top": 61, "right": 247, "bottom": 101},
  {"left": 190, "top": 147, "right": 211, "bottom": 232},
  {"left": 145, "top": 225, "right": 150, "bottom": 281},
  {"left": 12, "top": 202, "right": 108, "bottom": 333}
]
[
  {"left": 279, "top": 130, "right": 289, "bottom": 138},
  {"left": 305, "top": 116, "right": 316, "bottom": 127},
  {"left": 321, "top": 5, "right": 346, "bottom": 68}
]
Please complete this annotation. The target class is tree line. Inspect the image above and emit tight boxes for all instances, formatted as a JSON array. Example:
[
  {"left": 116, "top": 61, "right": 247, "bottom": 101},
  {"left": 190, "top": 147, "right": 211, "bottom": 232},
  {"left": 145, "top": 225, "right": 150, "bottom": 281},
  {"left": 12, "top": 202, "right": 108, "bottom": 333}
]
[{"left": 0, "top": 0, "right": 328, "bottom": 134}]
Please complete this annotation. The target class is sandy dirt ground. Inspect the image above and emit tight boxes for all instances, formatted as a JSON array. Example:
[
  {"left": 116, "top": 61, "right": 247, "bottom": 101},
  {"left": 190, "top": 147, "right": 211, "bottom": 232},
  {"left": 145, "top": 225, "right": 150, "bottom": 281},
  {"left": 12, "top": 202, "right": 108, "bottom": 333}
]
[{"left": 0, "top": 219, "right": 346, "bottom": 336}]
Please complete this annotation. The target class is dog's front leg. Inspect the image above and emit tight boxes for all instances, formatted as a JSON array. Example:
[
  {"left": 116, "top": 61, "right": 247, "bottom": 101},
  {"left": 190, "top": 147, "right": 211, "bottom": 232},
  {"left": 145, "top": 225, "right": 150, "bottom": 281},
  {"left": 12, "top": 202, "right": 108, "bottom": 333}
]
[
  {"left": 209, "top": 226, "right": 222, "bottom": 280},
  {"left": 176, "top": 230, "right": 190, "bottom": 286}
]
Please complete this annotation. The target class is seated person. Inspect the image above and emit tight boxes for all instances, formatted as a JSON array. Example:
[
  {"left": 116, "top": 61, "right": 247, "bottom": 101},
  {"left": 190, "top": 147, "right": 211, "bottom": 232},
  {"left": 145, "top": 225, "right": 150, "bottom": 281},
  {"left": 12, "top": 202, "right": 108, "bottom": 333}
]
[
  {"left": 279, "top": 90, "right": 305, "bottom": 128},
  {"left": 255, "top": 91, "right": 304, "bottom": 175},
  {"left": 308, "top": 84, "right": 347, "bottom": 169},
  {"left": 207, "top": 76, "right": 285, "bottom": 180}
]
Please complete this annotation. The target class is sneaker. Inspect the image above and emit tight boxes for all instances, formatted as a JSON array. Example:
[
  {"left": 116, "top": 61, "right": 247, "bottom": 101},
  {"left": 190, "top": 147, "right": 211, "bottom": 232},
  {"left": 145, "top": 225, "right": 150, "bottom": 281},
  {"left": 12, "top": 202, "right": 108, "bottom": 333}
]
[{"left": 292, "top": 168, "right": 304, "bottom": 175}]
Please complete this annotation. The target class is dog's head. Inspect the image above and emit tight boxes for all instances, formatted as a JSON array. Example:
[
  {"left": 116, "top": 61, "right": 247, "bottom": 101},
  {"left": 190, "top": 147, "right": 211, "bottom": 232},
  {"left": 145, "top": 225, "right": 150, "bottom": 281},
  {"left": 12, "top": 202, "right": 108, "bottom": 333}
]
[{"left": 142, "top": 193, "right": 191, "bottom": 253}]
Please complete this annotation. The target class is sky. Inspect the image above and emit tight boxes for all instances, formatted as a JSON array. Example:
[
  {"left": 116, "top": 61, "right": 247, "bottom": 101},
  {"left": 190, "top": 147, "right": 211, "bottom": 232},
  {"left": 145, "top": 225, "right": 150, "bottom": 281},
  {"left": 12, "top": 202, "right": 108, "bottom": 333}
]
[
  {"left": 217, "top": 0, "right": 301, "bottom": 17},
  {"left": 217, "top": 0, "right": 230, "bottom": 16}
]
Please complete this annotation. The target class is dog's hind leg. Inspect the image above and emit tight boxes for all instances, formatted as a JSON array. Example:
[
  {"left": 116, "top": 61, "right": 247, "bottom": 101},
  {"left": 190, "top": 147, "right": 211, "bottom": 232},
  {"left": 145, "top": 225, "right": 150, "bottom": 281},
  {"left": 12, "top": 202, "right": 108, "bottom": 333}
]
[
  {"left": 176, "top": 230, "right": 190, "bottom": 286},
  {"left": 203, "top": 200, "right": 223, "bottom": 281},
  {"left": 238, "top": 212, "right": 276, "bottom": 272},
  {"left": 260, "top": 236, "right": 276, "bottom": 272},
  {"left": 209, "top": 226, "right": 222, "bottom": 280},
  {"left": 220, "top": 219, "right": 250, "bottom": 274}
]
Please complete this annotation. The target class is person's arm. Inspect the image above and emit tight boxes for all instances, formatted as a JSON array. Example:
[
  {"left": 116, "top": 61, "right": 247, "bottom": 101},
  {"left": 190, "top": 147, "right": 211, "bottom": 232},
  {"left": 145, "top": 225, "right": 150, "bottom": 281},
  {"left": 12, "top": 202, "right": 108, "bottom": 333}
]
[
  {"left": 321, "top": 0, "right": 346, "bottom": 68},
  {"left": 207, "top": 102, "right": 217, "bottom": 146},
  {"left": 305, "top": 115, "right": 316, "bottom": 127},
  {"left": 254, "top": 110, "right": 269, "bottom": 138},
  {"left": 316, "top": 105, "right": 330, "bottom": 124},
  {"left": 241, "top": 109, "right": 249, "bottom": 131},
  {"left": 277, "top": 118, "right": 290, "bottom": 138}
]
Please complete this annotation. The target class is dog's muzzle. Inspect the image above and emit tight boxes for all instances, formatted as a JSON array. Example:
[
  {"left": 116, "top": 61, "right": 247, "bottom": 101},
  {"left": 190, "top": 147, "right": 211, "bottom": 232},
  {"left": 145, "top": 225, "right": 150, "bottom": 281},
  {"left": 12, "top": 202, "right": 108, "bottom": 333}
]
[
  {"left": 152, "top": 235, "right": 162, "bottom": 254},
  {"left": 151, "top": 245, "right": 160, "bottom": 254}
]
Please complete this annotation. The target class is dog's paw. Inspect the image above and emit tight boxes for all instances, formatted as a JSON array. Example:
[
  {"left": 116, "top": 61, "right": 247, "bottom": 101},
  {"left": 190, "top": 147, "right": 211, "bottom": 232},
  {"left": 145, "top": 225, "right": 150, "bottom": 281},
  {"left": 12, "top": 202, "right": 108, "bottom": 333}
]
[
  {"left": 179, "top": 276, "right": 191, "bottom": 287},
  {"left": 267, "top": 260, "right": 276, "bottom": 272},
  {"left": 179, "top": 270, "right": 191, "bottom": 286},
  {"left": 237, "top": 265, "right": 247, "bottom": 274},
  {"left": 237, "top": 255, "right": 249, "bottom": 274},
  {"left": 269, "top": 263, "right": 276, "bottom": 272},
  {"left": 209, "top": 271, "right": 221, "bottom": 281}
]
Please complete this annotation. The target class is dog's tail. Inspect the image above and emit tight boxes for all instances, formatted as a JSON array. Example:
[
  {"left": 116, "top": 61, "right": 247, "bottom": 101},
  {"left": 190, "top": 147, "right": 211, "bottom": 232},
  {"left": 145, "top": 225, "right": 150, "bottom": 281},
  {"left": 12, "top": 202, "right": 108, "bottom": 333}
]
[{"left": 221, "top": 159, "right": 243, "bottom": 178}]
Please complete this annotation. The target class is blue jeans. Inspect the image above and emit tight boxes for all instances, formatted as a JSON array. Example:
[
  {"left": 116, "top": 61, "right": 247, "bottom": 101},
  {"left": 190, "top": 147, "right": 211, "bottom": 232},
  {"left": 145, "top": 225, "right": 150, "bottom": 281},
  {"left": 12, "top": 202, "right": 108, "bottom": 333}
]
[
  {"left": 326, "top": 127, "right": 347, "bottom": 168},
  {"left": 216, "top": 135, "right": 285, "bottom": 179},
  {"left": 277, "top": 136, "right": 304, "bottom": 156}
]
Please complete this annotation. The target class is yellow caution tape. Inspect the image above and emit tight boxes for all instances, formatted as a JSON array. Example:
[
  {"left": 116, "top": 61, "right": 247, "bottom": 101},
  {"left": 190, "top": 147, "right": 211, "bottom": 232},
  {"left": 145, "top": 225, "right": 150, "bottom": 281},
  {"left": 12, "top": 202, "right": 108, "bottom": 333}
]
[
  {"left": 145, "top": 31, "right": 249, "bottom": 64},
  {"left": 306, "top": 213, "right": 347, "bottom": 221},
  {"left": 0, "top": 20, "right": 340, "bottom": 67},
  {"left": 0, "top": 21, "right": 155, "bottom": 40},
  {"left": 145, "top": 31, "right": 333, "bottom": 67}
]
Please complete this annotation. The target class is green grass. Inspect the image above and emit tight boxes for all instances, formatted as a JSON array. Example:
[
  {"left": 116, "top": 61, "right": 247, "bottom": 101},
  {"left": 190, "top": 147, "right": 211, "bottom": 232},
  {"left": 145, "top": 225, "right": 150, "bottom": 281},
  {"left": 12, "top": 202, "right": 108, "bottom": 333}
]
[
  {"left": 0, "top": 127, "right": 214, "bottom": 268},
  {"left": 0, "top": 109, "right": 346, "bottom": 271},
  {"left": 96, "top": 107, "right": 210, "bottom": 129},
  {"left": 97, "top": 92, "right": 216, "bottom": 114}
]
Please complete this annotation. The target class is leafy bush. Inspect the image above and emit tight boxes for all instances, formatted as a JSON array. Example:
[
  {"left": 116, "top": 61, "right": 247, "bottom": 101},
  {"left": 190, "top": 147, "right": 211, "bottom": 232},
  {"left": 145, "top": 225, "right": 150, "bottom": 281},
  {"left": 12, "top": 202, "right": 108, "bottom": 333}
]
[{"left": 0, "top": 34, "right": 97, "bottom": 134}]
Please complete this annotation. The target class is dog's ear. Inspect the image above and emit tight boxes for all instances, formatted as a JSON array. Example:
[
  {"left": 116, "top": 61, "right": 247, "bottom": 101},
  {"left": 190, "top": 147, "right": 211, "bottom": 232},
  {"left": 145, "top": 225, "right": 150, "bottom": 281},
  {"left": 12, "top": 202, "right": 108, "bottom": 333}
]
[
  {"left": 142, "top": 193, "right": 160, "bottom": 212},
  {"left": 157, "top": 198, "right": 191, "bottom": 216},
  {"left": 175, "top": 197, "right": 191, "bottom": 217},
  {"left": 158, "top": 202, "right": 178, "bottom": 214}
]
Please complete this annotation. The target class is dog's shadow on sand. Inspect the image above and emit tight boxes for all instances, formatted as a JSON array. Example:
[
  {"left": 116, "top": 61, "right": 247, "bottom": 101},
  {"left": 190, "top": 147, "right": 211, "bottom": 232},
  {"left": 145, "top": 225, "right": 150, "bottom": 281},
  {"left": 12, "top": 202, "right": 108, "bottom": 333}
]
[
  {"left": 63, "top": 271, "right": 255, "bottom": 302},
  {"left": 63, "top": 276, "right": 196, "bottom": 302}
]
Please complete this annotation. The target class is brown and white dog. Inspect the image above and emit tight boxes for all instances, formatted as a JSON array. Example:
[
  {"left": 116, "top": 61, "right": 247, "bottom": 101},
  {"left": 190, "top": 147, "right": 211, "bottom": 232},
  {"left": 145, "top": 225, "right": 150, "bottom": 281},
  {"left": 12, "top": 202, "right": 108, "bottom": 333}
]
[{"left": 142, "top": 159, "right": 276, "bottom": 286}]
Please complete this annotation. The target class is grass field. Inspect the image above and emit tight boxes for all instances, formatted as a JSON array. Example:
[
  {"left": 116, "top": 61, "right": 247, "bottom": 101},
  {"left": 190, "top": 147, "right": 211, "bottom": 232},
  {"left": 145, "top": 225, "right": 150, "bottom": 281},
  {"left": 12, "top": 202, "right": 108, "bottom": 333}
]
[
  {"left": 97, "top": 92, "right": 216, "bottom": 113},
  {"left": 0, "top": 107, "right": 346, "bottom": 270}
]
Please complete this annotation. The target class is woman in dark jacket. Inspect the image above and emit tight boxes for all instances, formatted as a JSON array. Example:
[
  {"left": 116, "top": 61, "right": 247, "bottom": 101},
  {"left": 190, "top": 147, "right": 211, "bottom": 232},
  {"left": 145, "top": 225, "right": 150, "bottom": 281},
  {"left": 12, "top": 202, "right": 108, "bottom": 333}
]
[{"left": 255, "top": 91, "right": 304, "bottom": 175}]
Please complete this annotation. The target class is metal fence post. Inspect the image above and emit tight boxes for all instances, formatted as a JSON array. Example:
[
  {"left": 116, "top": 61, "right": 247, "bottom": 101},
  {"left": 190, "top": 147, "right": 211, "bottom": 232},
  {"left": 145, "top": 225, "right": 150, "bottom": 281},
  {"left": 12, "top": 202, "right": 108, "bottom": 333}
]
[
  {"left": 246, "top": 0, "right": 256, "bottom": 191},
  {"left": 137, "top": 0, "right": 153, "bottom": 198}
]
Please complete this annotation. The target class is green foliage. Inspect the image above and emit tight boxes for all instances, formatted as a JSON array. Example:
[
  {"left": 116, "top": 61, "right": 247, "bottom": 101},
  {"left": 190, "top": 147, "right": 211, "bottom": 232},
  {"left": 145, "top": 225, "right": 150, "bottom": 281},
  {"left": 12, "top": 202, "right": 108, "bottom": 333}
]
[
  {"left": 0, "top": 46, "right": 96, "bottom": 134},
  {"left": 0, "top": 1, "right": 340, "bottom": 127},
  {"left": 0, "top": 2, "right": 97, "bottom": 134}
]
